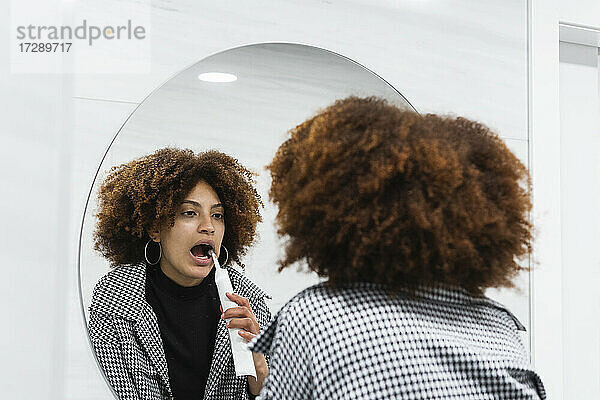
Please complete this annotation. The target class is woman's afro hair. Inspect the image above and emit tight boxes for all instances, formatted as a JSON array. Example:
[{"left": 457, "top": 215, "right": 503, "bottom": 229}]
[
  {"left": 268, "top": 96, "right": 532, "bottom": 295},
  {"left": 94, "top": 148, "right": 262, "bottom": 268}
]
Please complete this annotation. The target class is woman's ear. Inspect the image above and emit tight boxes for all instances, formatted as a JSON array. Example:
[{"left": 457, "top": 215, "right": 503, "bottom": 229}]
[{"left": 147, "top": 227, "right": 161, "bottom": 242}]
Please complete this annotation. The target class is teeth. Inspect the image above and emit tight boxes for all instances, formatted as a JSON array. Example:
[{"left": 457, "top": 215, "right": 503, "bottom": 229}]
[{"left": 190, "top": 243, "right": 213, "bottom": 259}]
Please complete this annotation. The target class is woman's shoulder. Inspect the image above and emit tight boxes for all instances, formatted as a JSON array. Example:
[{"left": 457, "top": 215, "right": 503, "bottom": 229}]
[
  {"left": 286, "top": 282, "right": 329, "bottom": 303},
  {"left": 276, "top": 282, "right": 353, "bottom": 321},
  {"left": 282, "top": 281, "right": 385, "bottom": 310},
  {"left": 248, "top": 284, "right": 330, "bottom": 354},
  {"left": 89, "top": 264, "right": 146, "bottom": 319},
  {"left": 92, "top": 264, "right": 146, "bottom": 296},
  {"left": 249, "top": 283, "right": 352, "bottom": 354}
]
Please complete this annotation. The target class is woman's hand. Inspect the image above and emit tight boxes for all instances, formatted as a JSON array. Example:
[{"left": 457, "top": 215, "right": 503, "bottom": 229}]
[
  {"left": 221, "top": 292, "right": 260, "bottom": 341},
  {"left": 221, "top": 292, "right": 269, "bottom": 396}
]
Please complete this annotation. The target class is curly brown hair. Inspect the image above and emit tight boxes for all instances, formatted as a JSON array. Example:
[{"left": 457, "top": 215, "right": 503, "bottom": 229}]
[
  {"left": 268, "top": 96, "right": 532, "bottom": 295},
  {"left": 94, "top": 148, "right": 262, "bottom": 268}
]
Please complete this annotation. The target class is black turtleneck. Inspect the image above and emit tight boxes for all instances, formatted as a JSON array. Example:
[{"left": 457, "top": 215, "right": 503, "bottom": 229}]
[{"left": 145, "top": 265, "right": 221, "bottom": 400}]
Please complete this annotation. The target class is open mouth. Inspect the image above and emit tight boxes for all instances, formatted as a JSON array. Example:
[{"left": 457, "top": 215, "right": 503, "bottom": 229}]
[{"left": 190, "top": 243, "right": 214, "bottom": 262}]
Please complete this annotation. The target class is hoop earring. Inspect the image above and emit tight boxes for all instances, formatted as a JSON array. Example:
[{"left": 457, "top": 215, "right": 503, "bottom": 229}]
[
  {"left": 218, "top": 245, "right": 229, "bottom": 267},
  {"left": 145, "top": 239, "right": 162, "bottom": 265}
]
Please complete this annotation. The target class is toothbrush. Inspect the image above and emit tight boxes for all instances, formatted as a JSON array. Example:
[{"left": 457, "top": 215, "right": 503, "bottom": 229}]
[{"left": 209, "top": 249, "right": 257, "bottom": 378}]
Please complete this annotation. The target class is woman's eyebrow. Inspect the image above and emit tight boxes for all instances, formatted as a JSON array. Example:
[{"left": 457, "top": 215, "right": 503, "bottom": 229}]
[
  {"left": 181, "top": 200, "right": 223, "bottom": 209},
  {"left": 181, "top": 200, "right": 200, "bottom": 207}
]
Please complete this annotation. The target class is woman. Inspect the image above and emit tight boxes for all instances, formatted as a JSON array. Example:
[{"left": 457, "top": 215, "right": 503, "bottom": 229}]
[
  {"left": 89, "top": 148, "right": 271, "bottom": 400},
  {"left": 250, "top": 97, "right": 546, "bottom": 399}
]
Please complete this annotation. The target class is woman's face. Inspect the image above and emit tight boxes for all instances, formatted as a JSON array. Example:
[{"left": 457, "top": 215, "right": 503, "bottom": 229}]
[{"left": 151, "top": 180, "right": 225, "bottom": 287}]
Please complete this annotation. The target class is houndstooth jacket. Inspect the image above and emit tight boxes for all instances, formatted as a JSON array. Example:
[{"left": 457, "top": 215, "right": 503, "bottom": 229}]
[
  {"left": 88, "top": 264, "right": 271, "bottom": 400},
  {"left": 250, "top": 282, "right": 546, "bottom": 400}
]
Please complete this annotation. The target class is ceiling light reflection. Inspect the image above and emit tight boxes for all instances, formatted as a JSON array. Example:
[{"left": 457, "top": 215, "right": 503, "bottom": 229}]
[{"left": 197, "top": 72, "right": 238, "bottom": 83}]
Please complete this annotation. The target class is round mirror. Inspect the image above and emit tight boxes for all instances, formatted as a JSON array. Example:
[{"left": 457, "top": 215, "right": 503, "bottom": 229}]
[
  {"left": 79, "top": 42, "right": 415, "bottom": 315},
  {"left": 78, "top": 42, "right": 416, "bottom": 396}
]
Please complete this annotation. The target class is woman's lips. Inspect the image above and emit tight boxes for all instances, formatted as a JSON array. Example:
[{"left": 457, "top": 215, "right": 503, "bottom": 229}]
[
  {"left": 189, "top": 242, "right": 215, "bottom": 266},
  {"left": 190, "top": 251, "right": 213, "bottom": 266}
]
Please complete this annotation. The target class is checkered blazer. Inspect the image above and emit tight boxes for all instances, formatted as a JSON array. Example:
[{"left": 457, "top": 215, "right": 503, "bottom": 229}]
[
  {"left": 89, "top": 264, "right": 272, "bottom": 400},
  {"left": 250, "top": 282, "right": 546, "bottom": 400}
]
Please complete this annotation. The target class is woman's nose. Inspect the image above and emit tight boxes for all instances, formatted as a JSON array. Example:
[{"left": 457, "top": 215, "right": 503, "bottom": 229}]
[{"left": 197, "top": 216, "right": 215, "bottom": 234}]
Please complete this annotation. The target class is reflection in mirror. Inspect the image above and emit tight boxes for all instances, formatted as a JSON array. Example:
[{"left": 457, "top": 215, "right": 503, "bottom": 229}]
[{"left": 79, "top": 43, "right": 415, "bottom": 399}]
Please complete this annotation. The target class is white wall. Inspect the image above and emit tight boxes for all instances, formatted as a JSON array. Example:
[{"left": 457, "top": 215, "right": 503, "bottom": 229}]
[
  {"left": 559, "top": 41, "right": 600, "bottom": 400},
  {"left": 0, "top": 71, "right": 67, "bottom": 399},
  {"left": 529, "top": 2, "right": 562, "bottom": 398},
  {"left": 560, "top": 0, "right": 600, "bottom": 27},
  {"left": 529, "top": 1, "right": 600, "bottom": 399},
  {"left": 0, "top": 18, "right": 76, "bottom": 400}
]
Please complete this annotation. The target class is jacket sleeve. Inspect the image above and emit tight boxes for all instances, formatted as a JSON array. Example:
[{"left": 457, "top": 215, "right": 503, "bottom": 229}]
[
  {"left": 88, "top": 311, "right": 141, "bottom": 400},
  {"left": 250, "top": 305, "right": 313, "bottom": 400}
]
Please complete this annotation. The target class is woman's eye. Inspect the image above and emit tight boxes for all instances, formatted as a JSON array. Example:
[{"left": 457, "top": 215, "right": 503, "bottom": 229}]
[
  {"left": 182, "top": 211, "right": 197, "bottom": 217},
  {"left": 212, "top": 213, "right": 224, "bottom": 220}
]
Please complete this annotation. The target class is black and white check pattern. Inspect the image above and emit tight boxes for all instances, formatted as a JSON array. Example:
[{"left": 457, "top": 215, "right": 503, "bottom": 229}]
[
  {"left": 250, "top": 282, "right": 546, "bottom": 400},
  {"left": 89, "top": 264, "right": 271, "bottom": 400}
]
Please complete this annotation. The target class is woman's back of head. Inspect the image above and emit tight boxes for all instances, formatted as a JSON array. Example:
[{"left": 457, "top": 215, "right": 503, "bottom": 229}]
[{"left": 268, "top": 96, "right": 532, "bottom": 295}]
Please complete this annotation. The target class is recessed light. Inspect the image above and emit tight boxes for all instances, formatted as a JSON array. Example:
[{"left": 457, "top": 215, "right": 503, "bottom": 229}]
[{"left": 198, "top": 72, "right": 237, "bottom": 83}]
